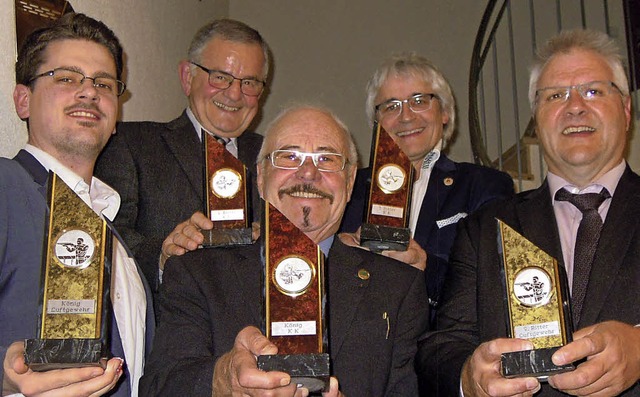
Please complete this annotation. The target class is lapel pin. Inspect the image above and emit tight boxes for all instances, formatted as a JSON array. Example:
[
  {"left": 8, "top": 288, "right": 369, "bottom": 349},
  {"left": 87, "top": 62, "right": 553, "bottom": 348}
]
[
  {"left": 357, "top": 269, "right": 370, "bottom": 280},
  {"left": 444, "top": 177, "right": 454, "bottom": 186}
]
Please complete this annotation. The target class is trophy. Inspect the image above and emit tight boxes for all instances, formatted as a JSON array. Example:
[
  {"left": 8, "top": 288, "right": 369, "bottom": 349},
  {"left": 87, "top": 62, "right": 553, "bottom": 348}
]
[
  {"left": 360, "top": 122, "right": 414, "bottom": 252},
  {"left": 24, "top": 172, "right": 112, "bottom": 371},
  {"left": 202, "top": 131, "right": 253, "bottom": 247},
  {"left": 497, "top": 219, "right": 575, "bottom": 379},
  {"left": 257, "top": 202, "right": 330, "bottom": 392}
]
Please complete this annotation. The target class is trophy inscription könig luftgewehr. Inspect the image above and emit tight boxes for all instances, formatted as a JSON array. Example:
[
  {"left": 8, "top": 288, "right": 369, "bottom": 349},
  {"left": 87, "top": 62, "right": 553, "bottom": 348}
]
[{"left": 24, "top": 172, "right": 112, "bottom": 371}]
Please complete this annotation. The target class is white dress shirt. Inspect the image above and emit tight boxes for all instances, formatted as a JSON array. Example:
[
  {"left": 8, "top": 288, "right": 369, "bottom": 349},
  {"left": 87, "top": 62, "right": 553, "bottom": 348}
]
[
  {"left": 25, "top": 144, "right": 147, "bottom": 396},
  {"left": 187, "top": 107, "right": 239, "bottom": 158},
  {"left": 408, "top": 140, "right": 442, "bottom": 235}
]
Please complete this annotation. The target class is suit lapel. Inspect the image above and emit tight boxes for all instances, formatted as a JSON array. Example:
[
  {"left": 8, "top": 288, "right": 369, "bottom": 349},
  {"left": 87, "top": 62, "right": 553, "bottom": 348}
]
[
  {"left": 229, "top": 243, "right": 263, "bottom": 324},
  {"left": 515, "top": 181, "right": 563, "bottom": 262},
  {"left": 326, "top": 239, "right": 369, "bottom": 358},
  {"left": 162, "top": 112, "right": 204, "bottom": 202},
  {"left": 14, "top": 149, "right": 49, "bottom": 198},
  {"left": 580, "top": 167, "right": 640, "bottom": 327},
  {"left": 414, "top": 156, "right": 456, "bottom": 244}
]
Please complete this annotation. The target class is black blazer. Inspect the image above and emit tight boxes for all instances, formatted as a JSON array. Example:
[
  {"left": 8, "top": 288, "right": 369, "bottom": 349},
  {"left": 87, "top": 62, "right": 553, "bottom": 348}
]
[
  {"left": 140, "top": 238, "right": 429, "bottom": 397},
  {"left": 341, "top": 154, "right": 514, "bottom": 308},
  {"left": 416, "top": 167, "right": 640, "bottom": 396},
  {"left": 95, "top": 111, "right": 263, "bottom": 290}
]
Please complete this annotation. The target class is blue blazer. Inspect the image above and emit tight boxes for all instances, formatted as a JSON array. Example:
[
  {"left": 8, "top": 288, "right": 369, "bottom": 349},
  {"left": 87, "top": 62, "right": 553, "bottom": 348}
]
[
  {"left": 341, "top": 154, "right": 514, "bottom": 309},
  {"left": 0, "top": 150, "right": 154, "bottom": 396}
]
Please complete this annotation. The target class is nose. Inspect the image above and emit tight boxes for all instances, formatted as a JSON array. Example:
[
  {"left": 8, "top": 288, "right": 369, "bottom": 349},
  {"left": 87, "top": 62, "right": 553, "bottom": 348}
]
[
  {"left": 399, "top": 101, "right": 416, "bottom": 121},
  {"left": 564, "top": 88, "right": 587, "bottom": 116},
  {"left": 223, "top": 78, "right": 243, "bottom": 101},
  {"left": 295, "top": 157, "right": 321, "bottom": 181},
  {"left": 76, "top": 78, "right": 99, "bottom": 101}
]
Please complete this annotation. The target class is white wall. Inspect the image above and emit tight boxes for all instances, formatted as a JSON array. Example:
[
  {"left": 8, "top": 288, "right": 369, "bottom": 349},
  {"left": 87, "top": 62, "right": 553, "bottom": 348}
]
[
  {"left": 2, "top": 1, "right": 639, "bottom": 173},
  {"left": 0, "top": 0, "right": 228, "bottom": 158}
]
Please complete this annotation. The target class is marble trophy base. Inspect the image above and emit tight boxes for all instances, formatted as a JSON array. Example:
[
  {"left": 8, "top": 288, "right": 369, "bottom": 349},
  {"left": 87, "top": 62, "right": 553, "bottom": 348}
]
[
  {"left": 360, "top": 223, "right": 410, "bottom": 253},
  {"left": 501, "top": 346, "right": 574, "bottom": 380},
  {"left": 24, "top": 338, "right": 108, "bottom": 371},
  {"left": 257, "top": 353, "right": 330, "bottom": 392},
  {"left": 202, "top": 227, "right": 252, "bottom": 248}
]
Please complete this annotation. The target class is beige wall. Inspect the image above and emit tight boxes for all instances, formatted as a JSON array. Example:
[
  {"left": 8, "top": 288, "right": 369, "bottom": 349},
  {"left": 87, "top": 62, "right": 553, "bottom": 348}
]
[{"left": 1, "top": 0, "right": 639, "bottom": 173}]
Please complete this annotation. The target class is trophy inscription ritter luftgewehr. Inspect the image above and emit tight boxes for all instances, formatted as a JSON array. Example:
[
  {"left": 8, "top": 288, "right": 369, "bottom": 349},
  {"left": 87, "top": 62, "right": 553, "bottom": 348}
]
[
  {"left": 257, "top": 202, "right": 330, "bottom": 392},
  {"left": 497, "top": 219, "right": 575, "bottom": 379},
  {"left": 360, "top": 122, "right": 414, "bottom": 252},
  {"left": 202, "top": 131, "right": 253, "bottom": 247},
  {"left": 24, "top": 172, "right": 112, "bottom": 370}
]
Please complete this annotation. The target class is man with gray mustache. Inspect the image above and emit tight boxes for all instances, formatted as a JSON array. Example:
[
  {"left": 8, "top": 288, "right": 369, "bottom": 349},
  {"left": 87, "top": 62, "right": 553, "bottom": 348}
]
[{"left": 140, "top": 105, "right": 429, "bottom": 396}]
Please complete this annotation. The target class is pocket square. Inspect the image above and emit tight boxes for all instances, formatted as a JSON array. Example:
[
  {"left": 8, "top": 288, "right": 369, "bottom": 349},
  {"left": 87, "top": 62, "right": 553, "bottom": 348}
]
[{"left": 436, "top": 212, "right": 467, "bottom": 228}]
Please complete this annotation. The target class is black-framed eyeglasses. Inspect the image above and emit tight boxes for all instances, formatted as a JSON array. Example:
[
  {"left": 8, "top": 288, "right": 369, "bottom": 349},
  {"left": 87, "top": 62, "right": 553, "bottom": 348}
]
[
  {"left": 266, "top": 150, "right": 347, "bottom": 172},
  {"left": 535, "top": 80, "right": 624, "bottom": 107},
  {"left": 375, "top": 93, "right": 439, "bottom": 119},
  {"left": 190, "top": 61, "right": 265, "bottom": 96},
  {"left": 28, "top": 67, "right": 126, "bottom": 97}
]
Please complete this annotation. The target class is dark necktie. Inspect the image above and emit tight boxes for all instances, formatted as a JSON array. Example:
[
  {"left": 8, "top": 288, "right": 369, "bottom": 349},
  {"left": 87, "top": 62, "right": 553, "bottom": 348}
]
[
  {"left": 203, "top": 129, "right": 229, "bottom": 147},
  {"left": 555, "top": 187, "right": 610, "bottom": 325}
]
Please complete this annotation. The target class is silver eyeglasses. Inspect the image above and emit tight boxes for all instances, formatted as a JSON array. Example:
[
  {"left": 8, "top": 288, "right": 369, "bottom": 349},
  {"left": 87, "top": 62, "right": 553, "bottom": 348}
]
[
  {"left": 28, "top": 67, "right": 126, "bottom": 96},
  {"left": 267, "top": 150, "right": 347, "bottom": 172},
  {"left": 375, "top": 93, "right": 438, "bottom": 119},
  {"left": 190, "top": 62, "right": 265, "bottom": 96},
  {"left": 535, "top": 80, "right": 623, "bottom": 107}
]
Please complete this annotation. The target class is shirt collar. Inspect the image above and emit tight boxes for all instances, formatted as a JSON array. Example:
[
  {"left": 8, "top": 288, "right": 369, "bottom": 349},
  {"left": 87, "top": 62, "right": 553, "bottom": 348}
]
[
  {"left": 24, "top": 144, "right": 121, "bottom": 221},
  {"left": 319, "top": 235, "right": 335, "bottom": 257},
  {"left": 420, "top": 139, "right": 442, "bottom": 170},
  {"left": 548, "top": 160, "right": 625, "bottom": 202},
  {"left": 187, "top": 107, "right": 237, "bottom": 150}
]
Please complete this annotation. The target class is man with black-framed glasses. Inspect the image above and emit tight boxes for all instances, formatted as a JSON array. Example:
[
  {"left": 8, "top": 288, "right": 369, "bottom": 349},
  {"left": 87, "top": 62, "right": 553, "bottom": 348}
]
[
  {"left": 95, "top": 19, "right": 269, "bottom": 298},
  {"left": 1, "top": 13, "right": 153, "bottom": 397},
  {"left": 140, "top": 105, "right": 429, "bottom": 396},
  {"left": 341, "top": 53, "right": 514, "bottom": 322}
]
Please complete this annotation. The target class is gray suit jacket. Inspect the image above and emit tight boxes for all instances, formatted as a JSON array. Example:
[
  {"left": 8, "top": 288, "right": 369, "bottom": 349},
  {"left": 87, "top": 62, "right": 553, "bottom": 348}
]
[
  {"left": 140, "top": 238, "right": 429, "bottom": 396},
  {"left": 416, "top": 167, "right": 640, "bottom": 396},
  {"left": 94, "top": 111, "right": 263, "bottom": 290},
  {"left": 0, "top": 151, "right": 155, "bottom": 396}
]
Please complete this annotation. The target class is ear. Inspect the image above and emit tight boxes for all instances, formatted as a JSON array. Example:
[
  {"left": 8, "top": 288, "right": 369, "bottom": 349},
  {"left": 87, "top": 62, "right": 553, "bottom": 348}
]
[
  {"left": 256, "top": 162, "right": 265, "bottom": 199},
  {"left": 178, "top": 60, "right": 193, "bottom": 96},
  {"left": 13, "top": 84, "right": 31, "bottom": 120},
  {"left": 624, "top": 94, "right": 632, "bottom": 132},
  {"left": 345, "top": 164, "right": 357, "bottom": 202}
]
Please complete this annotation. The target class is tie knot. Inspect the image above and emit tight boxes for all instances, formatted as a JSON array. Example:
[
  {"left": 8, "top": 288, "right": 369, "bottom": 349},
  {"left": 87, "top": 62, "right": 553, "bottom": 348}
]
[
  {"left": 555, "top": 187, "right": 610, "bottom": 213},
  {"left": 203, "top": 129, "right": 229, "bottom": 146}
]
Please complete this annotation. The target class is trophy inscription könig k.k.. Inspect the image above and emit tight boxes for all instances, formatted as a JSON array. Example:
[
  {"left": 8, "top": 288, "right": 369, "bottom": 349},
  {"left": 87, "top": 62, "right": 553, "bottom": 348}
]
[{"left": 257, "top": 202, "right": 330, "bottom": 392}]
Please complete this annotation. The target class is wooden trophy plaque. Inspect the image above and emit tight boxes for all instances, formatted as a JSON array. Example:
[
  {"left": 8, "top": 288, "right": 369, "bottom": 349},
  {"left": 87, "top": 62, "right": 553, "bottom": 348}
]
[
  {"left": 202, "top": 132, "right": 252, "bottom": 247},
  {"left": 25, "top": 172, "right": 111, "bottom": 371},
  {"left": 257, "top": 202, "right": 330, "bottom": 392},
  {"left": 360, "top": 122, "right": 414, "bottom": 252},
  {"left": 497, "top": 219, "right": 575, "bottom": 379}
]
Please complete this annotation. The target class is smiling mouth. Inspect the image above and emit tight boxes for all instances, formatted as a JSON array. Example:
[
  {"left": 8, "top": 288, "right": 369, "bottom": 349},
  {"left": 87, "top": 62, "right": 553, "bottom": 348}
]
[
  {"left": 214, "top": 100, "right": 240, "bottom": 112},
  {"left": 562, "top": 126, "right": 595, "bottom": 135},
  {"left": 396, "top": 127, "right": 423, "bottom": 137},
  {"left": 279, "top": 184, "right": 334, "bottom": 204},
  {"left": 68, "top": 110, "right": 98, "bottom": 119}
]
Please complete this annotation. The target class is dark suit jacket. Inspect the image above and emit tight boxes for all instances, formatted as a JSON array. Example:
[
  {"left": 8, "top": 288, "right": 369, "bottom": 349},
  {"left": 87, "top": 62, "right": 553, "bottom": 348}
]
[
  {"left": 140, "top": 238, "right": 429, "bottom": 396},
  {"left": 94, "top": 111, "right": 264, "bottom": 290},
  {"left": 0, "top": 151, "right": 155, "bottom": 397},
  {"left": 341, "top": 154, "right": 514, "bottom": 308},
  {"left": 416, "top": 167, "right": 640, "bottom": 396}
]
